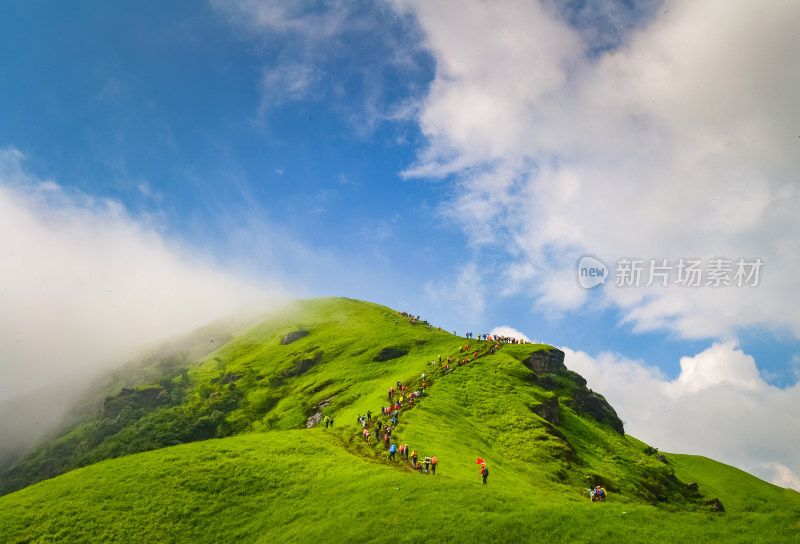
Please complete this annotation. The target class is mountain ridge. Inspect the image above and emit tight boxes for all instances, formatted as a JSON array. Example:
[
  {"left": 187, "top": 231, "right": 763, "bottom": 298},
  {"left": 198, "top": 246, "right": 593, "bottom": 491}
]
[{"left": 2, "top": 296, "right": 798, "bottom": 542}]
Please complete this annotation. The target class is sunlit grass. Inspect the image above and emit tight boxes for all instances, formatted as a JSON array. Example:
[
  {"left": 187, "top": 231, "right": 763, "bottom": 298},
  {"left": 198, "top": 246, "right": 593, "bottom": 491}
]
[{"left": 2, "top": 297, "right": 799, "bottom": 542}]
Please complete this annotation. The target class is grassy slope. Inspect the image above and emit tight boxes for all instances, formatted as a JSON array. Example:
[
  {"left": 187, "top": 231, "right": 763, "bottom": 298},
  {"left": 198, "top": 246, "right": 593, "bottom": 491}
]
[
  {"left": 2, "top": 297, "right": 799, "bottom": 542},
  {"left": 2, "top": 432, "right": 799, "bottom": 544}
]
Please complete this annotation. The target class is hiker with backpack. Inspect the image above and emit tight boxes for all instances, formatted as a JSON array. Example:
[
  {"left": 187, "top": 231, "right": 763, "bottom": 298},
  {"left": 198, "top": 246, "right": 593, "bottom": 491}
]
[
  {"left": 431, "top": 456, "right": 438, "bottom": 475},
  {"left": 411, "top": 449, "right": 418, "bottom": 467},
  {"left": 389, "top": 444, "right": 397, "bottom": 460},
  {"left": 480, "top": 465, "right": 489, "bottom": 484},
  {"left": 594, "top": 486, "right": 606, "bottom": 502}
]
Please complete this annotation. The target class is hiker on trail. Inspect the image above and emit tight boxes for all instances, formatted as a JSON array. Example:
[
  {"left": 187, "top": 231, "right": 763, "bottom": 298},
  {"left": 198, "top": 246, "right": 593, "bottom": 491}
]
[
  {"left": 376, "top": 420, "right": 383, "bottom": 432},
  {"left": 389, "top": 444, "right": 397, "bottom": 460},
  {"left": 424, "top": 457, "right": 431, "bottom": 474},
  {"left": 398, "top": 444, "right": 405, "bottom": 458},
  {"left": 595, "top": 486, "right": 606, "bottom": 502},
  {"left": 480, "top": 465, "right": 489, "bottom": 484},
  {"left": 411, "top": 450, "right": 418, "bottom": 467},
  {"left": 329, "top": 418, "right": 334, "bottom": 427},
  {"left": 431, "top": 456, "right": 438, "bottom": 475},
  {"left": 404, "top": 444, "right": 410, "bottom": 460},
  {"left": 438, "top": 355, "right": 442, "bottom": 363},
  {"left": 324, "top": 415, "right": 330, "bottom": 428},
  {"left": 367, "top": 410, "right": 372, "bottom": 421}
]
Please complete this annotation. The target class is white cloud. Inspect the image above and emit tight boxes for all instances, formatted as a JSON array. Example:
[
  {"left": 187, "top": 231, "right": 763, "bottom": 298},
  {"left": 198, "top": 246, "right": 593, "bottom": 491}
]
[
  {"left": 210, "top": 0, "right": 349, "bottom": 38},
  {"left": 563, "top": 342, "right": 800, "bottom": 491},
  {"left": 0, "top": 149, "right": 271, "bottom": 400},
  {"left": 489, "top": 326, "right": 530, "bottom": 343},
  {"left": 423, "top": 262, "right": 486, "bottom": 316},
  {"left": 393, "top": 0, "right": 800, "bottom": 342},
  {"left": 261, "top": 61, "right": 321, "bottom": 105},
  {"left": 762, "top": 462, "right": 800, "bottom": 491}
]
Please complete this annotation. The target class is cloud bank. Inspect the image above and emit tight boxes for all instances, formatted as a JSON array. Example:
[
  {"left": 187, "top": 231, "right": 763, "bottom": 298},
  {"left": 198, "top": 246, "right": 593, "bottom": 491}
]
[
  {"left": 393, "top": 0, "right": 800, "bottom": 341},
  {"left": 564, "top": 342, "right": 800, "bottom": 490},
  {"left": 0, "top": 148, "right": 268, "bottom": 400}
]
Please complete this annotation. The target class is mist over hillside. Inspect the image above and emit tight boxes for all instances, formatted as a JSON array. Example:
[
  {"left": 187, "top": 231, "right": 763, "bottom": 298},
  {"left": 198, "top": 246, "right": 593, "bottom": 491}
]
[{"left": 0, "top": 298, "right": 293, "bottom": 476}]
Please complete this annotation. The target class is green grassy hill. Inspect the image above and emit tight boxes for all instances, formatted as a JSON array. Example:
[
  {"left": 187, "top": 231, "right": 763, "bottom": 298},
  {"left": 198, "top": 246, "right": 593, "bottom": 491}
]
[{"left": 1, "top": 297, "right": 798, "bottom": 543}]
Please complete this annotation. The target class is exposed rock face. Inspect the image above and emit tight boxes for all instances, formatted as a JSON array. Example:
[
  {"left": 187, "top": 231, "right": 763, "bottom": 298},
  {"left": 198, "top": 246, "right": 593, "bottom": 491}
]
[
  {"left": 102, "top": 387, "right": 164, "bottom": 419},
  {"left": 306, "top": 397, "right": 334, "bottom": 428},
  {"left": 374, "top": 347, "right": 408, "bottom": 362},
  {"left": 568, "top": 390, "right": 625, "bottom": 435},
  {"left": 523, "top": 348, "right": 566, "bottom": 372},
  {"left": 282, "top": 351, "right": 322, "bottom": 378},
  {"left": 708, "top": 498, "right": 725, "bottom": 512},
  {"left": 532, "top": 396, "right": 561, "bottom": 426},
  {"left": 280, "top": 330, "right": 309, "bottom": 345},
  {"left": 211, "top": 372, "right": 244, "bottom": 385}
]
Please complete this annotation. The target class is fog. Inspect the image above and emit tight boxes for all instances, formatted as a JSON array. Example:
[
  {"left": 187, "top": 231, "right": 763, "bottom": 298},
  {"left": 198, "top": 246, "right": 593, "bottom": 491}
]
[{"left": 0, "top": 150, "right": 284, "bottom": 467}]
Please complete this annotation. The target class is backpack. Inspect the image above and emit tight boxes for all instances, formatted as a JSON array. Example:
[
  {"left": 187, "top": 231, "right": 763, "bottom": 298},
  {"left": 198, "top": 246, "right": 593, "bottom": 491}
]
[
  {"left": 431, "top": 457, "right": 437, "bottom": 464},
  {"left": 390, "top": 445, "right": 396, "bottom": 453}
]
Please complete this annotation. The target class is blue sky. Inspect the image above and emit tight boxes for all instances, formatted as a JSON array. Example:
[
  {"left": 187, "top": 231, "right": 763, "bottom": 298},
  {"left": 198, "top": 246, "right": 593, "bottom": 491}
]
[{"left": 2, "top": 1, "right": 800, "bottom": 489}]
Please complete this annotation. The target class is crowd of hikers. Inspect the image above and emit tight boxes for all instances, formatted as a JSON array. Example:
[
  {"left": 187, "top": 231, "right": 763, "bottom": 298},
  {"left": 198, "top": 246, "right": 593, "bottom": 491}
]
[
  {"left": 318, "top": 311, "right": 607, "bottom": 497},
  {"left": 318, "top": 325, "right": 501, "bottom": 482}
]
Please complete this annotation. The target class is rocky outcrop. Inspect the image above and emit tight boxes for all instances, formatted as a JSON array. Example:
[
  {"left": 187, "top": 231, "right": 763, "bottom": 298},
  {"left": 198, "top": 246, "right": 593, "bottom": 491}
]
[
  {"left": 532, "top": 396, "right": 561, "bottom": 426},
  {"left": 523, "top": 348, "right": 566, "bottom": 372},
  {"left": 708, "top": 498, "right": 725, "bottom": 512},
  {"left": 374, "top": 347, "right": 408, "bottom": 362},
  {"left": 102, "top": 387, "right": 164, "bottom": 419},
  {"left": 282, "top": 351, "right": 322, "bottom": 378},
  {"left": 280, "top": 330, "right": 309, "bottom": 345},
  {"left": 568, "top": 390, "right": 625, "bottom": 435},
  {"left": 305, "top": 397, "right": 334, "bottom": 428}
]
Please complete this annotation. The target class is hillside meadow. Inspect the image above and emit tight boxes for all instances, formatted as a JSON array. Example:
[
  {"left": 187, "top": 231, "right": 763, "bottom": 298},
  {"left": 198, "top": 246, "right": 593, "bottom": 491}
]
[
  {"left": 1, "top": 297, "right": 799, "bottom": 542},
  {"left": 2, "top": 431, "right": 799, "bottom": 543}
]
